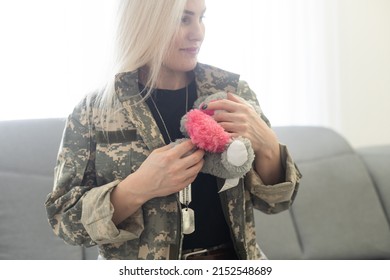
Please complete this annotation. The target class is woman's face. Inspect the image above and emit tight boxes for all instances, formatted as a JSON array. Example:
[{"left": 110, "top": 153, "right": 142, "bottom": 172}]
[{"left": 162, "top": 0, "right": 206, "bottom": 75}]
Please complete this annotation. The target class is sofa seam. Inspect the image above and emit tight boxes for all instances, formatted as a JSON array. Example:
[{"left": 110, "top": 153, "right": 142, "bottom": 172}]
[{"left": 289, "top": 207, "right": 304, "bottom": 259}]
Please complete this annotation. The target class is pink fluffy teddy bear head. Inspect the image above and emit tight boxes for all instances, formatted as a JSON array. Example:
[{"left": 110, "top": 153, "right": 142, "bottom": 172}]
[{"left": 180, "top": 91, "right": 255, "bottom": 180}]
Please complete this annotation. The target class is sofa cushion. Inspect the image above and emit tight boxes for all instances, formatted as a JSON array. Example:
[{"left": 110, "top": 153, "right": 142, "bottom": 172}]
[
  {"left": 0, "top": 172, "right": 84, "bottom": 259},
  {"left": 255, "top": 210, "right": 302, "bottom": 259},
  {"left": 0, "top": 119, "right": 66, "bottom": 176},
  {"left": 293, "top": 153, "right": 390, "bottom": 259},
  {"left": 0, "top": 119, "right": 86, "bottom": 259},
  {"left": 255, "top": 126, "right": 390, "bottom": 259}
]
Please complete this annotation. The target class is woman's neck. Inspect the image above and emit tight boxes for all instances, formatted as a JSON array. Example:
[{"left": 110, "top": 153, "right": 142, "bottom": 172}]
[{"left": 140, "top": 66, "right": 193, "bottom": 90}]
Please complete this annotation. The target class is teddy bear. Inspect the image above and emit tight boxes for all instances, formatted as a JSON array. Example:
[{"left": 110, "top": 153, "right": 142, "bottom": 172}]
[{"left": 179, "top": 91, "right": 256, "bottom": 192}]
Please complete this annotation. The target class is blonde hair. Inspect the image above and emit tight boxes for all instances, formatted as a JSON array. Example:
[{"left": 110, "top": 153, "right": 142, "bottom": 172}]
[{"left": 97, "top": 0, "right": 187, "bottom": 128}]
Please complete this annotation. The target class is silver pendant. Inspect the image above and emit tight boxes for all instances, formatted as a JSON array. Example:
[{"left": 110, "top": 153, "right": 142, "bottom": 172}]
[{"left": 182, "top": 208, "right": 195, "bottom": 234}]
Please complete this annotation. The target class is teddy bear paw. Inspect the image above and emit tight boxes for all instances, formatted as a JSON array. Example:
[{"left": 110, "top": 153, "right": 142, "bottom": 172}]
[{"left": 226, "top": 139, "right": 249, "bottom": 166}]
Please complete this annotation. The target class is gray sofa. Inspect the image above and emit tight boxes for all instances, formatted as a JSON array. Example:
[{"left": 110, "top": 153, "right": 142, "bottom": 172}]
[
  {"left": 256, "top": 127, "right": 390, "bottom": 259},
  {"left": 1, "top": 118, "right": 389, "bottom": 259}
]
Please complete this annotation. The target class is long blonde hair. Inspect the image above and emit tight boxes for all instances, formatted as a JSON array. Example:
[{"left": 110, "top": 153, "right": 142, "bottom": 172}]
[{"left": 97, "top": 0, "right": 187, "bottom": 126}]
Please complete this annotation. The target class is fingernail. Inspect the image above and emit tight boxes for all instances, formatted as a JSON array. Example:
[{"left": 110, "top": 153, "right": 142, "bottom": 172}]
[{"left": 201, "top": 104, "right": 208, "bottom": 110}]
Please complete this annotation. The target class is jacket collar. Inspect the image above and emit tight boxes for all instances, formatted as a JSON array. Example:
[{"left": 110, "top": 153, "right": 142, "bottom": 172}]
[
  {"left": 114, "top": 63, "right": 240, "bottom": 103},
  {"left": 114, "top": 63, "right": 240, "bottom": 151},
  {"left": 193, "top": 62, "right": 240, "bottom": 97}
]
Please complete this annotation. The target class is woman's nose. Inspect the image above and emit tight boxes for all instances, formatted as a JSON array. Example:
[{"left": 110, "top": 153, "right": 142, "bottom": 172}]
[{"left": 189, "top": 21, "right": 205, "bottom": 41}]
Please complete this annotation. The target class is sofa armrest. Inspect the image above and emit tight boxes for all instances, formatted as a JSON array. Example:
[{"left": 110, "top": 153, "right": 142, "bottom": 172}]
[{"left": 357, "top": 145, "right": 390, "bottom": 225}]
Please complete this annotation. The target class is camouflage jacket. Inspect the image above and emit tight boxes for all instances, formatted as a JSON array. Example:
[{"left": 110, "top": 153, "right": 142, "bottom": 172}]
[{"left": 45, "top": 63, "right": 301, "bottom": 260}]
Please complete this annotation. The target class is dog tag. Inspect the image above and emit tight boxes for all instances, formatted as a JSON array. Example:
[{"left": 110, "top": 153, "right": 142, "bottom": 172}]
[{"left": 182, "top": 208, "right": 195, "bottom": 234}]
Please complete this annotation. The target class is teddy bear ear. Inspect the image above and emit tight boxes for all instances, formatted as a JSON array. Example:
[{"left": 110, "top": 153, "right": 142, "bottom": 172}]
[{"left": 193, "top": 95, "right": 208, "bottom": 109}]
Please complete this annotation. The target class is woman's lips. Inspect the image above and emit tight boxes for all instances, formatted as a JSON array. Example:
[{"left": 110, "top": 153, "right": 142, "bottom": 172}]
[{"left": 181, "top": 47, "right": 199, "bottom": 54}]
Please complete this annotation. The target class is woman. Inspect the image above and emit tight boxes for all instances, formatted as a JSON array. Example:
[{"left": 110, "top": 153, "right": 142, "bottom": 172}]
[{"left": 45, "top": 0, "right": 301, "bottom": 260}]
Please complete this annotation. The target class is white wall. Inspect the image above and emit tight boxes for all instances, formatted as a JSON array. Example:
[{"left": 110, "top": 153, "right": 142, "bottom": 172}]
[
  {"left": 1, "top": 0, "right": 389, "bottom": 149},
  {"left": 337, "top": 0, "right": 390, "bottom": 148},
  {"left": 201, "top": 0, "right": 390, "bottom": 148}
]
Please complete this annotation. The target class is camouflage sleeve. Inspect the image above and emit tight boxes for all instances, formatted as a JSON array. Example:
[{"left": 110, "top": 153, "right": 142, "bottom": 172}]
[
  {"left": 245, "top": 146, "right": 301, "bottom": 214},
  {"left": 44, "top": 97, "right": 143, "bottom": 246},
  {"left": 236, "top": 80, "right": 302, "bottom": 214}
]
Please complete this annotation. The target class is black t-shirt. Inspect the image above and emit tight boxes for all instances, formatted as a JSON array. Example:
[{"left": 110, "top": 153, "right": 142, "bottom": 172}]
[{"left": 141, "top": 80, "right": 233, "bottom": 250}]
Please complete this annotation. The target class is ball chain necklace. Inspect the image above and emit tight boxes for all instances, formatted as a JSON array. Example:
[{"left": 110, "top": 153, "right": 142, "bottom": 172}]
[{"left": 149, "top": 84, "right": 195, "bottom": 235}]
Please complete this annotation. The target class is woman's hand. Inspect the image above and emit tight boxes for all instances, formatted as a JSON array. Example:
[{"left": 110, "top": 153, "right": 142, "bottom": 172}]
[
  {"left": 110, "top": 140, "right": 204, "bottom": 225},
  {"left": 133, "top": 140, "right": 205, "bottom": 199},
  {"left": 206, "top": 92, "right": 284, "bottom": 185}
]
